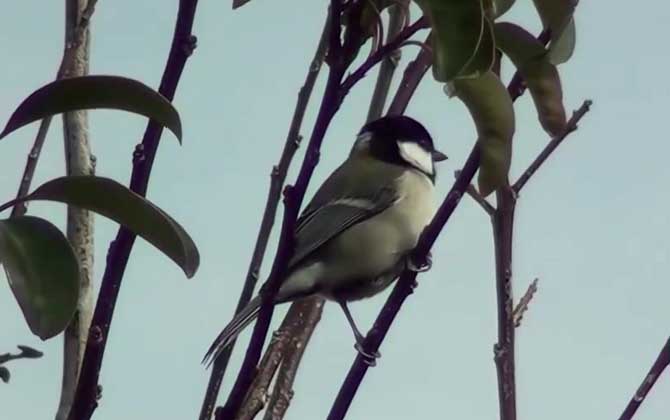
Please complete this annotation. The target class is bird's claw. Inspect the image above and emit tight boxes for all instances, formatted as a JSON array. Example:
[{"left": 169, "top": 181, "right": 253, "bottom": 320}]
[
  {"left": 354, "top": 342, "right": 381, "bottom": 366},
  {"left": 407, "top": 252, "right": 432, "bottom": 273}
]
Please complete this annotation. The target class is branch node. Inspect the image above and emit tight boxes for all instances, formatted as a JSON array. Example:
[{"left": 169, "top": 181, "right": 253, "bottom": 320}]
[
  {"left": 513, "top": 278, "right": 539, "bottom": 328},
  {"left": 182, "top": 35, "right": 198, "bottom": 56}
]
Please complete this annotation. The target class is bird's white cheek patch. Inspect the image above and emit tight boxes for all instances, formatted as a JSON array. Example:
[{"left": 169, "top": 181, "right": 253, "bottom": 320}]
[{"left": 397, "top": 141, "right": 434, "bottom": 175}]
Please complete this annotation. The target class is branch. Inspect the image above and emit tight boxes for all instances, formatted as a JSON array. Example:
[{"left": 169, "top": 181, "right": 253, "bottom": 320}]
[
  {"left": 262, "top": 297, "right": 323, "bottom": 420},
  {"left": 67, "top": 2, "right": 199, "bottom": 419},
  {"left": 198, "top": 14, "right": 330, "bottom": 420},
  {"left": 340, "top": 15, "right": 428, "bottom": 93},
  {"left": 386, "top": 34, "right": 431, "bottom": 115},
  {"left": 215, "top": 2, "right": 347, "bottom": 418},
  {"left": 57, "top": 1, "right": 95, "bottom": 419},
  {"left": 327, "top": 147, "right": 481, "bottom": 420},
  {"left": 512, "top": 278, "right": 538, "bottom": 328},
  {"left": 512, "top": 100, "right": 593, "bottom": 193},
  {"left": 10, "top": 0, "right": 99, "bottom": 218},
  {"left": 456, "top": 169, "right": 494, "bottom": 216},
  {"left": 365, "top": 2, "right": 406, "bottom": 122},
  {"left": 618, "top": 337, "right": 670, "bottom": 420}
]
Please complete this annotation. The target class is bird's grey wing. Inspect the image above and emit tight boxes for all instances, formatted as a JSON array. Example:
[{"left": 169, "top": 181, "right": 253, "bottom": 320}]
[{"left": 290, "top": 160, "right": 402, "bottom": 268}]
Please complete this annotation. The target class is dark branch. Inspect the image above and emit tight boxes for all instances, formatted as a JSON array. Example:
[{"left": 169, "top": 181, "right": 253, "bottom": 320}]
[
  {"left": 513, "top": 100, "right": 593, "bottom": 192},
  {"left": 67, "top": 2, "right": 200, "bottom": 419},
  {"left": 198, "top": 14, "right": 330, "bottom": 420},
  {"left": 214, "top": 3, "right": 347, "bottom": 418},
  {"left": 618, "top": 337, "right": 670, "bottom": 420}
]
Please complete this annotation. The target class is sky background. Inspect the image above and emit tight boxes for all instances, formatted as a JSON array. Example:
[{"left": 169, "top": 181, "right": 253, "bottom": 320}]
[{"left": 1, "top": 1, "right": 669, "bottom": 419}]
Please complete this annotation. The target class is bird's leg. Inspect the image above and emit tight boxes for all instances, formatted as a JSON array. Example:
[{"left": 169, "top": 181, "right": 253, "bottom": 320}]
[
  {"left": 406, "top": 251, "right": 432, "bottom": 273},
  {"left": 338, "top": 301, "right": 381, "bottom": 366}
]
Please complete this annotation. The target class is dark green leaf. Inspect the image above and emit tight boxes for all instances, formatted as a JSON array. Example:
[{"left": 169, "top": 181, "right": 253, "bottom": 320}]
[
  {"left": 17, "top": 345, "right": 43, "bottom": 359},
  {"left": 495, "top": 22, "right": 566, "bottom": 136},
  {"left": 532, "top": 0, "right": 577, "bottom": 60},
  {"left": 452, "top": 71, "right": 515, "bottom": 196},
  {"left": 13, "top": 176, "right": 199, "bottom": 278},
  {"left": 0, "top": 366, "right": 9, "bottom": 383},
  {"left": 0, "top": 217, "right": 79, "bottom": 340},
  {"left": 415, "top": 0, "right": 495, "bottom": 81},
  {"left": 493, "top": 0, "right": 516, "bottom": 18},
  {"left": 0, "top": 75, "right": 182, "bottom": 141}
]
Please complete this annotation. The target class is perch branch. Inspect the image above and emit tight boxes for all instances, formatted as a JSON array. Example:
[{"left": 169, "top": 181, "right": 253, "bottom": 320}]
[
  {"left": 198, "top": 13, "right": 330, "bottom": 420},
  {"left": 67, "top": 2, "right": 200, "bottom": 419},
  {"left": 618, "top": 337, "right": 670, "bottom": 420}
]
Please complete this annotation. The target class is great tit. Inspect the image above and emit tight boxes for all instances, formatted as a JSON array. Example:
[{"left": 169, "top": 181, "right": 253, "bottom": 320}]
[{"left": 205, "top": 115, "right": 447, "bottom": 364}]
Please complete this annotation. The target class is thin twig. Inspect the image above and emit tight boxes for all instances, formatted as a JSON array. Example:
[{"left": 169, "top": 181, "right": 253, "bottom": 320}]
[
  {"left": 327, "top": 147, "right": 481, "bottom": 420},
  {"left": 386, "top": 34, "right": 431, "bottom": 115},
  {"left": 56, "top": 2, "right": 95, "bottom": 420},
  {"left": 513, "top": 100, "right": 593, "bottom": 193},
  {"left": 215, "top": 2, "right": 347, "bottom": 418},
  {"left": 618, "top": 337, "right": 670, "bottom": 420},
  {"left": 67, "top": 1, "right": 199, "bottom": 419},
  {"left": 340, "top": 16, "right": 428, "bottom": 93},
  {"left": 198, "top": 14, "right": 330, "bottom": 420},
  {"left": 10, "top": 0, "right": 99, "bottom": 218},
  {"left": 456, "top": 169, "right": 494, "bottom": 215},
  {"left": 512, "top": 278, "right": 538, "bottom": 328},
  {"left": 365, "top": 2, "right": 405, "bottom": 122}
]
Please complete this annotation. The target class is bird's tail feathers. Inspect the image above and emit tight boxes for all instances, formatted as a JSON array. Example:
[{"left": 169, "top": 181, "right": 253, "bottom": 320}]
[{"left": 203, "top": 296, "right": 262, "bottom": 366}]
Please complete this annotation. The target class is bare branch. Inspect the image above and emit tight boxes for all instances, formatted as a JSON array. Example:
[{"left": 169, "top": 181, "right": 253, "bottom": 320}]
[
  {"left": 513, "top": 100, "right": 593, "bottom": 193},
  {"left": 618, "top": 337, "right": 670, "bottom": 420},
  {"left": 215, "top": 3, "right": 348, "bottom": 418},
  {"left": 67, "top": 1, "right": 199, "bottom": 419},
  {"left": 56, "top": 2, "right": 95, "bottom": 420},
  {"left": 198, "top": 13, "right": 330, "bottom": 420},
  {"left": 512, "top": 278, "right": 538, "bottom": 328},
  {"left": 262, "top": 297, "right": 323, "bottom": 420}
]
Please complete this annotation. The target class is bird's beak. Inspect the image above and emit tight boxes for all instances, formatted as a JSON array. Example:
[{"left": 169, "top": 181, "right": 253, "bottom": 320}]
[{"left": 432, "top": 150, "right": 448, "bottom": 162}]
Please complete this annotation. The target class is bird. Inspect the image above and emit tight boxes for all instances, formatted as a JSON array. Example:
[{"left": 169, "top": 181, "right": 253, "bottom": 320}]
[{"left": 204, "top": 115, "right": 447, "bottom": 365}]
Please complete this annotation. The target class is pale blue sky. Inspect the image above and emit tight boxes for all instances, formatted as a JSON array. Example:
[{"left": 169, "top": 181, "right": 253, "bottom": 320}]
[{"left": 1, "top": 1, "right": 669, "bottom": 420}]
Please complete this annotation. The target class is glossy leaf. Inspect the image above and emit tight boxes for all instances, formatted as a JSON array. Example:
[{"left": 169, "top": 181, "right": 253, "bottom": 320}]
[
  {"left": 452, "top": 71, "right": 515, "bottom": 196},
  {"left": 532, "top": 0, "right": 577, "bottom": 60},
  {"left": 0, "top": 217, "right": 79, "bottom": 340},
  {"left": 548, "top": 17, "right": 576, "bottom": 64},
  {"left": 495, "top": 22, "right": 566, "bottom": 136},
  {"left": 7, "top": 176, "right": 199, "bottom": 278},
  {"left": 0, "top": 75, "right": 182, "bottom": 141},
  {"left": 415, "top": 0, "right": 495, "bottom": 81}
]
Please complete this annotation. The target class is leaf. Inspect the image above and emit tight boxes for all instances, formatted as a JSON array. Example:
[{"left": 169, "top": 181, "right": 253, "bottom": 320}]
[
  {"left": 232, "top": 0, "right": 252, "bottom": 9},
  {"left": 452, "top": 71, "right": 515, "bottom": 196},
  {"left": 9, "top": 176, "right": 199, "bottom": 278},
  {"left": 415, "top": 0, "right": 496, "bottom": 81},
  {"left": 0, "top": 75, "right": 182, "bottom": 141},
  {"left": 0, "top": 216, "right": 79, "bottom": 340},
  {"left": 17, "top": 345, "right": 43, "bottom": 359},
  {"left": 495, "top": 22, "right": 566, "bottom": 136},
  {"left": 548, "top": 17, "right": 576, "bottom": 64},
  {"left": 0, "top": 366, "right": 9, "bottom": 383},
  {"left": 493, "top": 0, "right": 516, "bottom": 18},
  {"left": 532, "top": 0, "right": 577, "bottom": 61}
]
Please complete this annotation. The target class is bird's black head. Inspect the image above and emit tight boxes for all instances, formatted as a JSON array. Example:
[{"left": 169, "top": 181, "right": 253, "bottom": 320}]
[{"left": 355, "top": 115, "right": 447, "bottom": 179}]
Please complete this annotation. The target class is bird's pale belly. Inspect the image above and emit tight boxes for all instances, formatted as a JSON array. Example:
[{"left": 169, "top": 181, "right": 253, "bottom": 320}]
[{"left": 318, "top": 171, "right": 435, "bottom": 301}]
